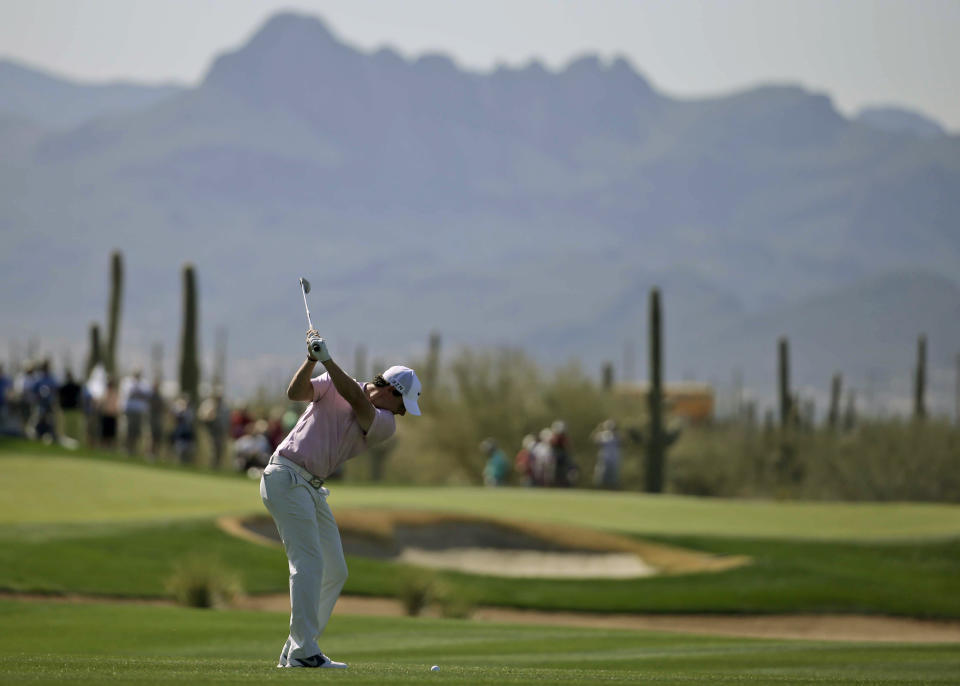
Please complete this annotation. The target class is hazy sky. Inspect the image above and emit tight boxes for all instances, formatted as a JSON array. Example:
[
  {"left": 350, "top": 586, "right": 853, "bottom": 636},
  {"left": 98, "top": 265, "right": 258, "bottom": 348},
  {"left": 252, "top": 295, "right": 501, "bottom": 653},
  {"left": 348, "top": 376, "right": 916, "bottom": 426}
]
[{"left": 1, "top": 0, "right": 958, "bottom": 131}]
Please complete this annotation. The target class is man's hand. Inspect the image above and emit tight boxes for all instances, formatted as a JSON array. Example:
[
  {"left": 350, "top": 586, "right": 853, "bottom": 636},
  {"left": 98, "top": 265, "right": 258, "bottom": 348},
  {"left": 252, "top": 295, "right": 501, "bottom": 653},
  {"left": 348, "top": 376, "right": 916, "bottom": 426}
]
[{"left": 306, "top": 330, "right": 331, "bottom": 362}]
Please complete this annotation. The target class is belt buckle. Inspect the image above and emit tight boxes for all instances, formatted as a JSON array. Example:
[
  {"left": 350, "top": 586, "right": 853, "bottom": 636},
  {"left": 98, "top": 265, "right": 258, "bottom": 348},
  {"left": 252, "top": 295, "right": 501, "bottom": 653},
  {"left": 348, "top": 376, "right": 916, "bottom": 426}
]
[{"left": 309, "top": 476, "right": 324, "bottom": 489}]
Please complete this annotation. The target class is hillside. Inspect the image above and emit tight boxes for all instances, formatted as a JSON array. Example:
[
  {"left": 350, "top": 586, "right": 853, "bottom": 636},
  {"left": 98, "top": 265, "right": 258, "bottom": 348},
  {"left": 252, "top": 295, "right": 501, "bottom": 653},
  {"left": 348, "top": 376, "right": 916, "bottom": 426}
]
[
  {"left": 0, "top": 58, "right": 185, "bottom": 129},
  {"left": 1, "top": 12, "right": 958, "bottom": 409}
]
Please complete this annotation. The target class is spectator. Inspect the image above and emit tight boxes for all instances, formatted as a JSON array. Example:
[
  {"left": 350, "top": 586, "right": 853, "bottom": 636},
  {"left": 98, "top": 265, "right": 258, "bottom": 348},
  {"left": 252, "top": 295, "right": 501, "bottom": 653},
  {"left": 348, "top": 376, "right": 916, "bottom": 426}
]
[
  {"left": 171, "top": 395, "right": 196, "bottom": 465},
  {"left": 58, "top": 368, "right": 83, "bottom": 443},
  {"left": 99, "top": 377, "right": 121, "bottom": 449},
  {"left": 282, "top": 404, "right": 300, "bottom": 434},
  {"left": 0, "top": 364, "right": 11, "bottom": 435},
  {"left": 480, "top": 438, "right": 509, "bottom": 487},
  {"left": 233, "top": 419, "right": 272, "bottom": 476},
  {"left": 532, "top": 428, "right": 555, "bottom": 486},
  {"left": 148, "top": 380, "right": 167, "bottom": 459},
  {"left": 551, "top": 420, "right": 578, "bottom": 487},
  {"left": 230, "top": 405, "right": 253, "bottom": 439},
  {"left": 84, "top": 364, "right": 107, "bottom": 446},
  {"left": 198, "top": 391, "right": 229, "bottom": 468},
  {"left": 30, "top": 360, "right": 59, "bottom": 442},
  {"left": 121, "top": 369, "right": 151, "bottom": 455},
  {"left": 13, "top": 362, "right": 37, "bottom": 436},
  {"left": 514, "top": 434, "right": 536, "bottom": 487},
  {"left": 591, "top": 419, "right": 622, "bottom": 490},
  {"left": 265, "top": 406, "right": 286, "bottom": 451}
]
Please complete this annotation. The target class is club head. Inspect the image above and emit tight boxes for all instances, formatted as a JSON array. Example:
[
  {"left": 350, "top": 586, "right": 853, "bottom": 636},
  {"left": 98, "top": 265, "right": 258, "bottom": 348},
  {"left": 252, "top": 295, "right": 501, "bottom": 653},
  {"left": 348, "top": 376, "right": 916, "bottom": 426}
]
[{"left": 299, "top": 277, "right": 311, "bottom": 294}]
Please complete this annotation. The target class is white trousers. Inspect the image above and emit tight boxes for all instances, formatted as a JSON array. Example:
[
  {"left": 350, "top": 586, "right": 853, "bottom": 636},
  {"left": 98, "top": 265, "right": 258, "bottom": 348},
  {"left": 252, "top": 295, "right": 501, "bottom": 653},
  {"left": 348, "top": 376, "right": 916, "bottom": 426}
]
[{"left": 260, "top": 460, "right": 348, "bottom": 664}]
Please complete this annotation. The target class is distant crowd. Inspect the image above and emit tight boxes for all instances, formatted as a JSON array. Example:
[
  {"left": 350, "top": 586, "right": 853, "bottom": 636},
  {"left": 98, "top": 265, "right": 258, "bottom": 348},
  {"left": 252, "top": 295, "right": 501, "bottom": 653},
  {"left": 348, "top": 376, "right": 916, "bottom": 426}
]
[
  {"left": 2, "top": 360, "right": 625, "bottom": 489},
  {"left": 480, "top": 418, "right": 623, "bottom": 490},
  {"left": 0, "top": 360, "right": 304, "bottom": 478}
]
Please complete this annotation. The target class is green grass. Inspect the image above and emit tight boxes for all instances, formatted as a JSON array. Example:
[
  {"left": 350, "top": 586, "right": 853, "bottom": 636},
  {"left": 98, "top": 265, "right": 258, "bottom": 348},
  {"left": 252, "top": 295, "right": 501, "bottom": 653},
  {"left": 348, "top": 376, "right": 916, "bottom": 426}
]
[
  {"left": 0, "top": 520, "right": 287, "bottom": 597},
  {"left": 330, "top": 487, "right": 960, "bottom": 541},
  {"left": 3, "top": 441, "right": 960, "bottom": 683},
  {"left": 0, "top": 442, "right": 259, "bottom": 524},
  {"left": 2, "top": 518, "right": 959, "bottom": 618},
  {"left": 1, "top": 600, "right": 959, "bottom": 685},
  {"left": 3, "top": 441, "right": 960, "bottom": 618},
  {"left": 4, "top": 440, "right": 960, "bottom": 540}
]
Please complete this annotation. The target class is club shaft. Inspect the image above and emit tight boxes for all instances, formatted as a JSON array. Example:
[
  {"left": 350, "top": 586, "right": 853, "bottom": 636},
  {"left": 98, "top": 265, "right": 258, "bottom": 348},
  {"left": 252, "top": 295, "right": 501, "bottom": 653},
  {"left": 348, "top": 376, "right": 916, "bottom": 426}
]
[{"left": 300, "top": 285, "right": 314, "bottom": 330}]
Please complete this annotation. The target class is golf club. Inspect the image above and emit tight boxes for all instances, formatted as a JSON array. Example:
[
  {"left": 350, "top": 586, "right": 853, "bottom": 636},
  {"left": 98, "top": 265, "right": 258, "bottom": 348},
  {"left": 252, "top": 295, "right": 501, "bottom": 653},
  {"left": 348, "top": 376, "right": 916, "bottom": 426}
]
[
  {"left": 298, "top": 276, "right": 314, "bottom": 330},
  {"left": 299, "top": 276, "right": 324, "bottom": 358}
]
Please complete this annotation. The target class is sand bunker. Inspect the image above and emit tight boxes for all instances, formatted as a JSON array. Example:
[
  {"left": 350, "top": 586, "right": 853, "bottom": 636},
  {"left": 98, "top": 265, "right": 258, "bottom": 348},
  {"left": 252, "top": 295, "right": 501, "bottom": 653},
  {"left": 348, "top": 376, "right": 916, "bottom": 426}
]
[
  {"left": 397, "top": 548, "right": 657, "bottom": 578},
  {"left": 220, "top": 509, "right": 748, "bottom": 579}
]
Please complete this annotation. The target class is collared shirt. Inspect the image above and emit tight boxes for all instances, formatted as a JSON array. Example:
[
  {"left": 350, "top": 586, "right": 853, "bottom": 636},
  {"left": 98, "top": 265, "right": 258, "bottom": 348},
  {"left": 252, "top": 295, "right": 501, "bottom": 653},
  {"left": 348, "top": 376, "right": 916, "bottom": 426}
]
[{"left": 277, "top": 373, "right": 395, "bottom": 479}]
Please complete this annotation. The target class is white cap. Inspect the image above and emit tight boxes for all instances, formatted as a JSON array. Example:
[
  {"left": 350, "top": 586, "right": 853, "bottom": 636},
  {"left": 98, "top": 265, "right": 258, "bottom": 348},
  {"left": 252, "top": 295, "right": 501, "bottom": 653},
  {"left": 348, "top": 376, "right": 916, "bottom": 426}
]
[{"left": 382, "top": 365, "right": 422, "bottom": 416}]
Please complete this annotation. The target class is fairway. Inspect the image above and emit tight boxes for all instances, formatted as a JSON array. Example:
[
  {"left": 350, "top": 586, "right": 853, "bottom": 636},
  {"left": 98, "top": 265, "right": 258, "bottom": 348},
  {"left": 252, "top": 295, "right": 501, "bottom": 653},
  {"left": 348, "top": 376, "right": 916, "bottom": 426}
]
[
  {"left": 1, "top": 600, "right": 959, "bottom": 686},
  {"left": 3, "top": 443, "right": 960, "bottom": 620},
  {"left": 5, "top": 447, "right": 960, "bottom": 541},
  {"left": 0, "top": 454, "right": 260, "bottom": 524}
]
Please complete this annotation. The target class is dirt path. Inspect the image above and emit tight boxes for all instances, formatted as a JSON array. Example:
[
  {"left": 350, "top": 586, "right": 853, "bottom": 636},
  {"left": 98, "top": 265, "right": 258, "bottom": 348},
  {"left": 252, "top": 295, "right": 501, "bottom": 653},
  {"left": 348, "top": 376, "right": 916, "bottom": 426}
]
[
  {"left": 269, "top": 594, "right": 960, "bottom": 643},
  {"left": 5, "top": 591, "right": 959, "bottom": 643}
]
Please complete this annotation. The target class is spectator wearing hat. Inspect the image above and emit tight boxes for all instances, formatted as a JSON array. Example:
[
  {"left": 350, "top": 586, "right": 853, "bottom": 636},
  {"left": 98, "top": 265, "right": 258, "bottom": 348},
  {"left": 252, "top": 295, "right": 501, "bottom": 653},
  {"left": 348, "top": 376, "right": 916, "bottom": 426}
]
[
  {"left": 514, "top": 434, "right": 536, "bottom": 487},
  {"left": 592, "top": 419, "right": 622, "bottom": 490}
]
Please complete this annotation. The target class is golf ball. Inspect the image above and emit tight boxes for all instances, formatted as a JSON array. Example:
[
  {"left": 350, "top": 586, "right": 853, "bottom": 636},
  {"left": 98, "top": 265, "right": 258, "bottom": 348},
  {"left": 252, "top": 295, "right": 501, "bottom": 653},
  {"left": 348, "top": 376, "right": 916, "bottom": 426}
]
[{"left": 430, "top": 665, "right": 440, "bottom": 671}]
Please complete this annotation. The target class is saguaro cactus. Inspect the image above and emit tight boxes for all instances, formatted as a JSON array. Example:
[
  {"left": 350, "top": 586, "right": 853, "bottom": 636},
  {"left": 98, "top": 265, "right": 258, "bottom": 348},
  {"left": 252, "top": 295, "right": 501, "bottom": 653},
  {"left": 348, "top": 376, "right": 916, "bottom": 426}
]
[
  {"left": 213, "top": 326, "right": 227, "bottom": 392},
  {"left": 914, "top": 334, "right": 927, "bottom": 420},
  {"left": 105, "top": 250, "right": 123, "bottom": 376},
  {"left": 955, "top": 352, "right": 960, "bottom": 426},
  {"left": 354, "top": 344, "right": 367, "bottom": 381},
  {"left": 843, "top": 390, "right": 857, "bottom": 431},
  {"left": 778, "top": 337, "right": 791, "bottom": 428},
  {"left": 424, "top": 331, "right": 442, "bottom": 390},
  {"left": 645, "top": 288, "right": 675, "bottom": 493},
  {"left": 601, "top": 362, "right": 614, "bottom": 391},
  {"left": 85, "top": 323, "right": 103, "bottom": 380},
  {"left": 828, "top": 373, "right": 843, "bottom": 429},
  {"left": 179, "top": 264, "right": 200, "bottom": 406},
  {"left": 151, "top": 342, "right": 163, "bottom": 383}
]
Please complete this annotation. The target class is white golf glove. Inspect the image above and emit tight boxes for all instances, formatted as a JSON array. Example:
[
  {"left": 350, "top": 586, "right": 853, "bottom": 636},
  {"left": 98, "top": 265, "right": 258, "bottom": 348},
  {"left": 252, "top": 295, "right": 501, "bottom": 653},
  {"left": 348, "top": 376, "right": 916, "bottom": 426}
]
[{"left": 306, "top": 334, "right": 330, "bottom": 362}]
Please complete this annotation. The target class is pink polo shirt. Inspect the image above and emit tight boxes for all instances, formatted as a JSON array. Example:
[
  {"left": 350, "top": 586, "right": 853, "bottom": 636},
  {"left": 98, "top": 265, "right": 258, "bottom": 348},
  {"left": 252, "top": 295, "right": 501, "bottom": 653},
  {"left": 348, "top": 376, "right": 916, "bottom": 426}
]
[{"left": 276, "top": 373, "right": 396, "bottom": 479}]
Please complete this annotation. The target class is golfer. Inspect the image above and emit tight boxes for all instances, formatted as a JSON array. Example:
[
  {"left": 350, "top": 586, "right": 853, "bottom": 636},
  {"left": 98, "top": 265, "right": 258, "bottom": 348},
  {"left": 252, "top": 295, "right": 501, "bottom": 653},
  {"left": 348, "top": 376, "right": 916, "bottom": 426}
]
[{"left": 260, "top": 329, "right": 421, "bottom": 668}]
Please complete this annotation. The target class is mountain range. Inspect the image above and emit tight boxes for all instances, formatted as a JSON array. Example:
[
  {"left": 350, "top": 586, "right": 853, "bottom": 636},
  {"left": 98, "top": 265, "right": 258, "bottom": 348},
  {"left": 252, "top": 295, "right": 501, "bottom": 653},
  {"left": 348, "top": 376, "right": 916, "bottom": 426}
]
[
  {"left": 1, "top": 12, "right": 958, "bottom": 414},
  {"left": 0, "top": 57, "right": 184, "bottom": 129}
]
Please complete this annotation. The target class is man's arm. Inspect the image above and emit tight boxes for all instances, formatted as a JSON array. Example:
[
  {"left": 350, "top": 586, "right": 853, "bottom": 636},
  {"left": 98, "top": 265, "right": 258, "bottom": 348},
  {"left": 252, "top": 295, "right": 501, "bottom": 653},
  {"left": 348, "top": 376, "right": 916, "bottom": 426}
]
[
  {"left": 286, "top": 328, "right": 331, "bottom": 402},
  {"left": 321, "top": 357, "right": 376, "bottom": 432},
  {"left": 287, "top": 330, "right": 377, "bottom": 432},
  {"left": 286, "top": 358, "right": 318, "bottom": 402}
]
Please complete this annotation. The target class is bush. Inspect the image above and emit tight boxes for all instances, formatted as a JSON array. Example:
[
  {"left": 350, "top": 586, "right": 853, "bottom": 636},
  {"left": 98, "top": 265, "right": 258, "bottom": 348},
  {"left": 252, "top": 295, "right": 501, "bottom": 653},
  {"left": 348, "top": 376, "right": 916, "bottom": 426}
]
[
  {"left": 433, "top": 580, "right": 476, "bottom": 619},
  {"left": 164, "top": 554, "right": 243, "bottom": 609},
  {"left": 395, "top": 567, "right": 435, "bottom": 617},
  {"left": 385, "top": 347, "right": 643, "bottom": 486},
  {"left": 295, "top": 342, "right": 960, "bottom": 502},
  {"left": 666, "top": 419, "right": 960, "bottom": 502}
]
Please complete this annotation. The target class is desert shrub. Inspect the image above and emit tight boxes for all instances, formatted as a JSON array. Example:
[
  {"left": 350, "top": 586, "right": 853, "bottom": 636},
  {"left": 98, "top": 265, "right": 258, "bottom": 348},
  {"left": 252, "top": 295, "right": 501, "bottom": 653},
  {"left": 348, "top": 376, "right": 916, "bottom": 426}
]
[
  {"left": 387, "top": 347, "right": 641, "bottom": 485},
  {"left": 302, "top": 342, "right": 960, "bottom": 501},
  {"left": 433, "top": 580, "right": 476, "bottom": 619},
  {"left": 164, "top": 554, "right": 243, "bottom": 608},
  {"left": 801, "top": 419, "right": 960, "bottom": 501},
  {"left": 395, "top": 567, "right": 436, "bottom": 616},
  {"left": 666, "top": 419, "right": 960, "bottom": 502}
]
